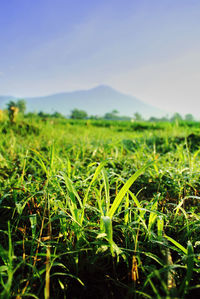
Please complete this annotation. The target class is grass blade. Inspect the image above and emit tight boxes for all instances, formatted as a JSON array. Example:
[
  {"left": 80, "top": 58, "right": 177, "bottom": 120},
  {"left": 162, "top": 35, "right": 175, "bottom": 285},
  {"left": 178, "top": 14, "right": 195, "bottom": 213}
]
[
  {"left": 108, "top": 161, "right": 153, "bottom": 218},
  {"left": 164, "top": 235, "right": 187, "bottom": 254}
]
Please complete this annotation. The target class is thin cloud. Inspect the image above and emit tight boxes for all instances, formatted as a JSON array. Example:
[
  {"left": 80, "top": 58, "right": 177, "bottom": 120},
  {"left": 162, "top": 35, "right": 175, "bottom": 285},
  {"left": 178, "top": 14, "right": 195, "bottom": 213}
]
[{"left": 108, "top": 49, "right": 200, "bottom": 117}]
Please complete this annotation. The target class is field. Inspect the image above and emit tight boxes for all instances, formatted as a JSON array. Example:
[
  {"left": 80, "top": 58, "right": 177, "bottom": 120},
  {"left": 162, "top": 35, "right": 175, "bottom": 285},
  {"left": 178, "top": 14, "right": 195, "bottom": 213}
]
[{"left": 1, "top": 117, "right": 200, "bottom": 298}]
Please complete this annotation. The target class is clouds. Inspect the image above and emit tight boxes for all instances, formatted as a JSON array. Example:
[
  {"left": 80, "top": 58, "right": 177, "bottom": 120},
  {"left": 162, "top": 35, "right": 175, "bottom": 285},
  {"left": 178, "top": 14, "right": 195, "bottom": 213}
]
[{"left": 108, "top": 49, "right": 200, "bottom": 116}]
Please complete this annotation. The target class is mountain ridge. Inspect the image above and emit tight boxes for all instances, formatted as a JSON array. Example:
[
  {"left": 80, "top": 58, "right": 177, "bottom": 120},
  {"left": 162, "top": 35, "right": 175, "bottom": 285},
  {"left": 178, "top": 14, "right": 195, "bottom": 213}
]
[{"left": 0, "top": 85, "right": 166, "bottom": 118}]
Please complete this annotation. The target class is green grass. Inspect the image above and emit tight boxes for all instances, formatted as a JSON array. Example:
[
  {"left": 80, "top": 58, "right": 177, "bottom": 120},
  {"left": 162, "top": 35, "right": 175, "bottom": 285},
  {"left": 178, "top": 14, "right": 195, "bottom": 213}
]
[{"left": 1, "top": 117, "right": 200, "bottom": 298}]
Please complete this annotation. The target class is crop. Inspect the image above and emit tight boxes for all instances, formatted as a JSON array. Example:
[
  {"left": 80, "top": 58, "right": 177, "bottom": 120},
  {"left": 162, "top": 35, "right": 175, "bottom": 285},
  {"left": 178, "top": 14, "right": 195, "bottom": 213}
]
[{"left": 0, "top": 118, "right": 200, "bottom": 298}]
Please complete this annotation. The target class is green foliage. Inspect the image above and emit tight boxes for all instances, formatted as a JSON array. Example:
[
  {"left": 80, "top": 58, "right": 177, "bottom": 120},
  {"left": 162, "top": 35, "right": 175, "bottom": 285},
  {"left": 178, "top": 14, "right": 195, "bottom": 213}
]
[
  {"left": 52, "top": 111, "right": 65, "bottom": 118},
  {"left": 37, "top": 111, "right": 65, "bottom": 119},
  {"left": 70, "top": 108, "right": 88, "bottom": 119},
  {"left": 6, "top": 101, "right": 19, "bottom": 122},
  {"left": 0, "top": 117, "right": 200, "bottom": 298},
  {"left": 185, "top": 113, "right": 195, "bottom": 121},
  {"left": 16, "top": 99, "right": 26, "bottom": 114},
  {"left": 6, "top": 99, "right": 26, "bottom": 122},
  {"left": 7, "top": 99, "right": 26, "bottom": 114},
  {"left": 6, "top": 100, "right": 17, "bottom": 110},
  {"left": 104, "top": 109, "right": 131, "bottom": 120},
  {"left": 133, "top": 112, "right": 143, "bottom": 121},
  {"left": 149, "top": 115, "right": 169, "bottom": 122},
  {"left": 171, "top": 112, "right": 183, "bottom": 122}
]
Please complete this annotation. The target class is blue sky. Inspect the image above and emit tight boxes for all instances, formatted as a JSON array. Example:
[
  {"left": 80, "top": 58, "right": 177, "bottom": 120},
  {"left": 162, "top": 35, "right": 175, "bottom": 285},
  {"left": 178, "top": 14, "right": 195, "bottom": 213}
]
[{"left": 1, "top": 0, "right": 200, "bottom": 116}]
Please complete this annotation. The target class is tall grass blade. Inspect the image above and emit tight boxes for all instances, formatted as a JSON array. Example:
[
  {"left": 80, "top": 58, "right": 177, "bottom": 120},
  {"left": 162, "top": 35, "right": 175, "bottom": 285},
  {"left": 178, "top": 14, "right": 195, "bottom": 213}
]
[
  {"left": 164, "top": 234, "right": 187, "bottom": 254},
  {"left": 157, "top": 216, "right": 164, "bottom": 239},
  {"left": 49, "top": 143, "right": 54, "bottom": 174},
  {"left": 101, "top": 168, "right": 110, "bottom": 215},
  {"left": 179, "top": 241, "right": 194, "bottom": 296},
  {"left": 0, "top": 222, "right": 14, "bottom": 299},
  {"left": 185, "top": 241, "right": 194, "bottom": 288},
  {"left": 101, "top": 216, "right": 114, "bottom": 255},
  {"left": 31, "top": 149, "right": 48, "bottom": 176},
  {"left": 80, "top": 161, "right": 107, "bottom": 224},
  {"left": 108, "top": 161, "right": 153, "bottom": 218}
]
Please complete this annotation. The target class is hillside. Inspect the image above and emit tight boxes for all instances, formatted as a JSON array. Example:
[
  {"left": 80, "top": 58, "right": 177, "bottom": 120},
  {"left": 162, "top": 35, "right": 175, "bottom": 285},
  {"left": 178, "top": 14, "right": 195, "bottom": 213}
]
[{"left": 0, "top": 85, "right": 166, "bottom": 118}]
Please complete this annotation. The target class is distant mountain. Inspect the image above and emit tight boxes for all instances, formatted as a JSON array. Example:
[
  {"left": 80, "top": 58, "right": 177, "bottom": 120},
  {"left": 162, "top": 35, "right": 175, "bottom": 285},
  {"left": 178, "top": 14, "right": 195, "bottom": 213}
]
[{"left": 0, "top": 85, "right": 166, "bottom": 118}]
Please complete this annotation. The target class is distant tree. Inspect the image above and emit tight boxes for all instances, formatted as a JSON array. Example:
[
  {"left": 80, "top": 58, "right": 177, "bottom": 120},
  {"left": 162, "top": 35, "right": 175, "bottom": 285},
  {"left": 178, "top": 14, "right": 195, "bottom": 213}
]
[
  {"left": 7, "top": 100, "right": 17, "bottom": 110},
  {"left": 104, "top": 112, "right": 113, "bottom": 120},
  {"left": 148, "top": 116, "right": 159, "bottom": 122},
  {"left": 17, "top": 99, "right": 26, "bottom": 114},
  {"left": 6, "top": 101, "right": 19, "bottom": 122},
  {"left": 38, "top": 111, "right": 51, "bottom": 118},
  {"left": 112, "top": 109, "right": 119, "bottom": 115},
  {"left": 89, "top": 115, "right": 99, "bottom": 120},
  {"left": 133, "top": 112, "right": 143, "bottom": 121},
  {"left": 38, "top": 111, "right": 45, "bottom": 117},
  {"left": 6, "top": 99, "right": 26, "bottom": 123},
  {"left": 52, "top": 111, "right": 65, "bottom": 118},
  {"left": 103, "top": 110, "right": 131, "bottom": 121},
  {"left": 160, "top": 115, "right": 169, "bottom": 122},
  {"left": 148, "top": 115, "right": 169, "bottom": 122},
  {"left": 25, "top": 112, "right": 37, "bottom": 118},
  {"left": 104, "top": 109, "right": 121, "bottom": 120},
  {"left": 184, "top": 113, "right": 195, "bottom": 121},
  {"left": 70, "top": 109, "right": 88, "bottom": 119},
  {"left": 170, "top": 113, "right": 182, "bottom": 122},
  {"left": 104, "top": 112, "right": 117, "bottom": 120}
]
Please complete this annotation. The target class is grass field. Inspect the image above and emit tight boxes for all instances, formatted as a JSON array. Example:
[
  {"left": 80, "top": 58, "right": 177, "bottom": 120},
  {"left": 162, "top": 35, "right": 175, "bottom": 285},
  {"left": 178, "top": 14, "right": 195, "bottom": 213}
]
[{"left": 1, "top": 117, "right": 200, "bottom": 298}]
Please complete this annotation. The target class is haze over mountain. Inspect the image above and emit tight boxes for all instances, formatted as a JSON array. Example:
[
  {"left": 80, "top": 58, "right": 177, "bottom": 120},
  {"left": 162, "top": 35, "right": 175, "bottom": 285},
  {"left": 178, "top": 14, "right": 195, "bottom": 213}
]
[{"left": 0, "top": 85, "right": 166, "bottom": 118}]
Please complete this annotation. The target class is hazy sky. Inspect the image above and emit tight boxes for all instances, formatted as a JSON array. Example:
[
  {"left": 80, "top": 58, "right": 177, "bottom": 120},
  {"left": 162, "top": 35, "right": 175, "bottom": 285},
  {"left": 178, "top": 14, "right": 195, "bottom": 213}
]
[{"left": 1, "top": 0, "right": 200, "bottom": 116}]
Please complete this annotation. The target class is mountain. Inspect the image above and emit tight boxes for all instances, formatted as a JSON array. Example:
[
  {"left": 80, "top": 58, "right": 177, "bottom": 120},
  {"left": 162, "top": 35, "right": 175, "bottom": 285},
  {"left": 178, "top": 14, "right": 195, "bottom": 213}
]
[{"left": 0, "top": 85, "right": 166, "bottom": 118}]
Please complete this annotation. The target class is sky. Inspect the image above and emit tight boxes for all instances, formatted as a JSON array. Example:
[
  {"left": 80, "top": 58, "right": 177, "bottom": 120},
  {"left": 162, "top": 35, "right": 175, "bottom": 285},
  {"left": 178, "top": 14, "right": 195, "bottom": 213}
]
[{"left": 0, "top": 0, "right": 200, "bottom": 116}]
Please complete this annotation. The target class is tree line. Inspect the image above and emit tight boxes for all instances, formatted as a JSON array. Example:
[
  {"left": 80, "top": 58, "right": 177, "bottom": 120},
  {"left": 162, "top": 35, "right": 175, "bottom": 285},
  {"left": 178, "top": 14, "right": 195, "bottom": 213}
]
[{"left": 2, "top": 100, "right": 196, "bottom": 122}]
